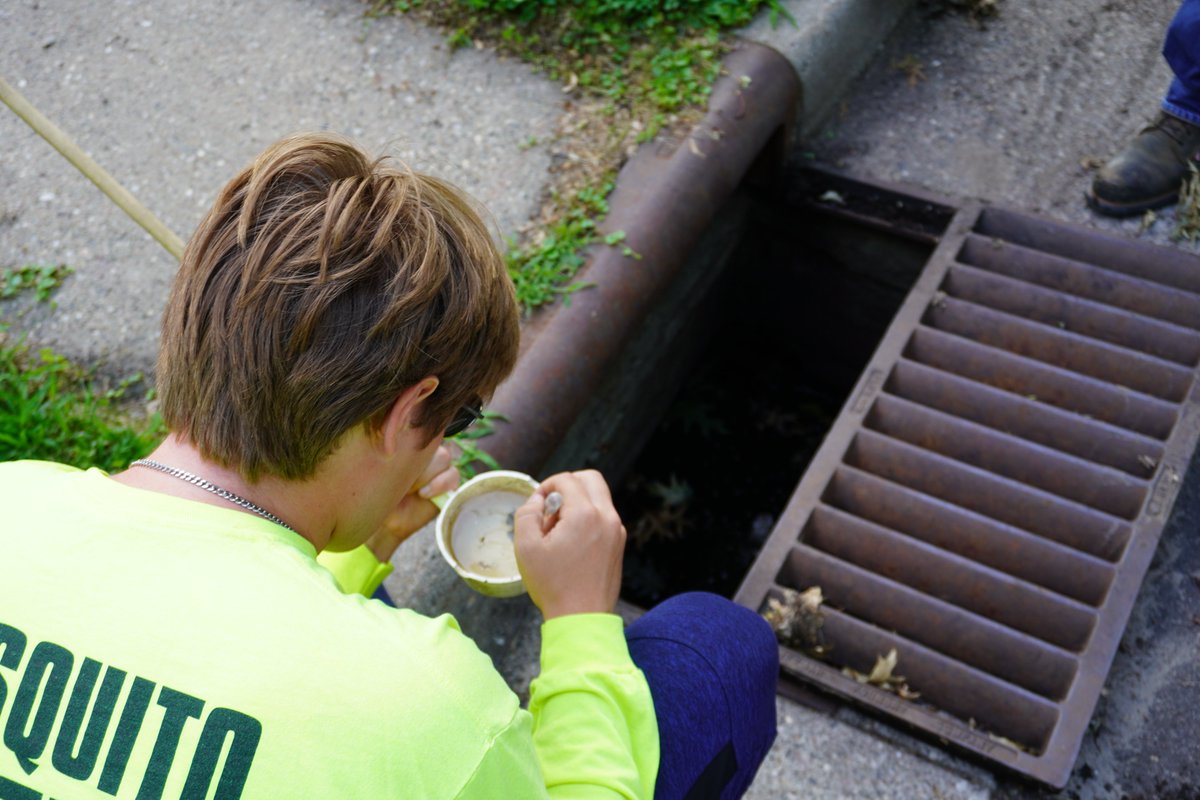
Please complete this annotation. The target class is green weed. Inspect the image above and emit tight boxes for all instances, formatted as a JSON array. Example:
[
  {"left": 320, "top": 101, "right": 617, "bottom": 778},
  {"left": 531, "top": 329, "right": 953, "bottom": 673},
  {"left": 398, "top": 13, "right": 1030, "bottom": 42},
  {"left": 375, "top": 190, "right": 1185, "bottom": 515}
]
[
  {"left": 0, "top": 332, "right": 165, "bottom": 472},
  {"left": 450, "top": 408, "right": 507, "bottom": 478},
  {"left": 1173, "top": 162, "right": 1200, "bottom": 242},
  {"left": 507, "top": 179, "right": 614, "bottom": 312},
  {"left": 377, "top": 0, "right": 787, "bottom": 312},
  {"left": 1, "top": 263, "right": 73, "bottom": 306}
]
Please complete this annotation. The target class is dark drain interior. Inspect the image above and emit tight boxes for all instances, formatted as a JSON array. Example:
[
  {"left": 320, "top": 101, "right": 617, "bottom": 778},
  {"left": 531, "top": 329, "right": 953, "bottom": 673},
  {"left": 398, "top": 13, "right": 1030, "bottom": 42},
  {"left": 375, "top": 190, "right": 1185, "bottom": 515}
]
[{"left": 615, "top": 176, "right": 945, "bottom": 608}]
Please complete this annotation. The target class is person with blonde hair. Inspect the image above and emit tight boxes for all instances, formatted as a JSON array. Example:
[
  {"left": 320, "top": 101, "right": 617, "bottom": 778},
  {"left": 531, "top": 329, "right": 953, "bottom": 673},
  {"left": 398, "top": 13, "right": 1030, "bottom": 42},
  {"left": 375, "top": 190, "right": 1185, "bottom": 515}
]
[{"left": 0, "top": 133, "right": 776, "bottom": 799}]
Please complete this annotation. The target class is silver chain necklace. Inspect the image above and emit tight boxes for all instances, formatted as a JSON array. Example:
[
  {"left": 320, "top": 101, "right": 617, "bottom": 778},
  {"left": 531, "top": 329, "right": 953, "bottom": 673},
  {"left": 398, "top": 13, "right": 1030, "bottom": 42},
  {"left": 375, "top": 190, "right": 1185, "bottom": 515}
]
[{"left": 130, "top": 459, "right": 299, "bottom": 535}]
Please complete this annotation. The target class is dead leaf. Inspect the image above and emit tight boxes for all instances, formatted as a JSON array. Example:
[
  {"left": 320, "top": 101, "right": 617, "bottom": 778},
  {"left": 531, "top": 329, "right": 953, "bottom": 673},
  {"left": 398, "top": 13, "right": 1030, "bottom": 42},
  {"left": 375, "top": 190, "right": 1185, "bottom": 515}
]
[
  {"left": 1138, "top": 209, "right": 1157, "bottom": 235},
  {"left": 762, "top": 586, "right": 825, "bottom": 651},
  {"left": 687, "top": 137, "right": 706, "bottom": 159},
  {"left": 818, "top": 189, "right": 846, "bottom": 205},
  {"left": 1080, "top": 156, "right": 1106, "bottom": 170},
  {"left": 988, "top": 732, "right": 1030, "bottom": 753},
  {"left": 867, "top": 648, "right": 899, "bottom": 684},
  {"left": 842, "top": 665, "right": 869, "bottom": 683}
]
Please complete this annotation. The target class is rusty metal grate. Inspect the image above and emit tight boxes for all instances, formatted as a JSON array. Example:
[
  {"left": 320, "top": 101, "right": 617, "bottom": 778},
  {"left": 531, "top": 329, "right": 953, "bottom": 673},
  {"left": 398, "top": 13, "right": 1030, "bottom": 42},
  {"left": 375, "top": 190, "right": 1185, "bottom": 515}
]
[{"left": 735, "top": 175, "right": 1200, "bottom": 788}]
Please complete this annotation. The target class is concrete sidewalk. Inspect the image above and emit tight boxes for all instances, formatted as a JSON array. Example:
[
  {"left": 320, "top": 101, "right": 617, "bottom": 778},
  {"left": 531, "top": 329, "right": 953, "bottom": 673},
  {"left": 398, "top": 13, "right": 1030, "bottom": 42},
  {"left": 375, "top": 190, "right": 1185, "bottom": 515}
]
[
  {"left": 0, "top": 0, "right": 561, "bottom": 374},
  {"left": 3, "top": 1, "right": 1196, "bottom": 798}
]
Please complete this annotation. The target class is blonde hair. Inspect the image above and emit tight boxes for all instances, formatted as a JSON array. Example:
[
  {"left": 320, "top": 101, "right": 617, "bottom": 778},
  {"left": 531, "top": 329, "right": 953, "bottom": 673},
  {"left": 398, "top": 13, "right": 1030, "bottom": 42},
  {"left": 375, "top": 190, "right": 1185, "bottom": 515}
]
[{"left": 157, "top": 133, "right": 519, "bottom": 481}]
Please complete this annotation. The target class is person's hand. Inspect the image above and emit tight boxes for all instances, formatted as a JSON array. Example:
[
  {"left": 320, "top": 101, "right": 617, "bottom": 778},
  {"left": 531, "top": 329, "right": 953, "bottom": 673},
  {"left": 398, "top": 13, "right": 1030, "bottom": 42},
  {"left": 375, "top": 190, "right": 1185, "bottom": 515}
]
[
  {"left": 513, "top": 470, "right": 626, "bottom": 620},
  {"left": 365, "top": 445, "right": 458, "bottom": 562}
]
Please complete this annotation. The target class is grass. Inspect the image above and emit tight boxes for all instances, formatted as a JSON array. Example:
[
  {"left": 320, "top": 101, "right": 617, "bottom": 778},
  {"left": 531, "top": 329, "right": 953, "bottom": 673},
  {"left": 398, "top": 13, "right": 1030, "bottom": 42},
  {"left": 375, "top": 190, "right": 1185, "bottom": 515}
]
[
  {"left": 371, "top": 0, "right": 788, "bottom": 314},
  {"left": 0, "top": 334, "right": 164, "bottom": 472},
  {"left": 1173, "top": 163, "right": 1200, "bottom": 242},
  {"left": 0, "top": 266, "right": 164, "bottom": 472},
  {"left": 1, "top": 263, "right": 74, "bottom": 305}
]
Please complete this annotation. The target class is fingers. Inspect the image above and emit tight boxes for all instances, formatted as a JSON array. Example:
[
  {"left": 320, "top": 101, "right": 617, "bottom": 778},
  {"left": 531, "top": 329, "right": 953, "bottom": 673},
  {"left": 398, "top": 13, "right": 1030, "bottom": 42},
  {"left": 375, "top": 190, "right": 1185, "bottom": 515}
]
[
  {"left": 513, "top": 492, "right": 547, "bottom": 545},
  {"left": 572, "top": 470, "right": 615, "bottom": 508},
  {"left": 515, "top": 470, "right": 626, "bottom": 619},
  {"left": 537, "top": 470, "right": 623, "bottom": 539},
  {"left": 417, "top": 446, "right": 458, "bottom": 499}
]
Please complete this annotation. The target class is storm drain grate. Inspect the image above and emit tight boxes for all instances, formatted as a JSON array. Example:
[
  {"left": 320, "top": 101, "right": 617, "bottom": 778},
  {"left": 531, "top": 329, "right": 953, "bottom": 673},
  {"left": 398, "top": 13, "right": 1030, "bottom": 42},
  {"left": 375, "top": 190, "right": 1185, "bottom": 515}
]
[{"left": 735, "top": 175, "right": 1200, "bottom": 788}]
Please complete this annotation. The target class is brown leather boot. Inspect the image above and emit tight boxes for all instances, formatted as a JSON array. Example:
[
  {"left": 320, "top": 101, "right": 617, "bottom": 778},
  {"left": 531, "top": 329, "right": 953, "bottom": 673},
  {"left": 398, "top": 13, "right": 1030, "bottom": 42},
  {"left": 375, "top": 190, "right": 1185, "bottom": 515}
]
[{"left": 1088, "top": 112, "right": 1200, "bottom": 217}]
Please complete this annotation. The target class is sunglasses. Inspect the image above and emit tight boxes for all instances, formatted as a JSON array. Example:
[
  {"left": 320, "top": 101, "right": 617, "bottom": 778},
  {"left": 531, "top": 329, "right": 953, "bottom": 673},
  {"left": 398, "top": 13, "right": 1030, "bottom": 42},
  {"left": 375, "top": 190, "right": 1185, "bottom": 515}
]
[{"left": 444, "top": 400, "right": 483, "bottom": 438}]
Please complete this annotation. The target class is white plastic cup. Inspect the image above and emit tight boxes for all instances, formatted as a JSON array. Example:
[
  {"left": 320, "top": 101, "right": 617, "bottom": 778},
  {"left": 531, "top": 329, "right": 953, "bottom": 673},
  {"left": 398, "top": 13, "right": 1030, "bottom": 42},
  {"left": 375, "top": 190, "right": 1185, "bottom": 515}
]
[{"left": 435, "top": 470, "right": 537, "bottom": 597}]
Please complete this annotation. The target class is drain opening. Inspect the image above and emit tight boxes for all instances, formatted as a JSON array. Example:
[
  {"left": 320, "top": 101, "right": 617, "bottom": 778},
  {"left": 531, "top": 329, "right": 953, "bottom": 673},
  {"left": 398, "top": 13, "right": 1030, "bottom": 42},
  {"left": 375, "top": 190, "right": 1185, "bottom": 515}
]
[
  {"left": 615, "top": 178, "right": 950, "bottom": 607},
  {"left": 734, "top": 169, "right": 1200, "bottom": 788},
  {"left": 589, "top": 165, "right": 1198, "bottom": 787}
]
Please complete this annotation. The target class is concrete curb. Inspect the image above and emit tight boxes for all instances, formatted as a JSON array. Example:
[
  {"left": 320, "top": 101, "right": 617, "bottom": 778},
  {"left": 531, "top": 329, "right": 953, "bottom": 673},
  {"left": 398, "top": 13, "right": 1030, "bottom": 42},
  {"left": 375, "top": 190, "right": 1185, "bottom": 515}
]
[{"left": 740, "top": 0, "right": 920, "bottom": 137}]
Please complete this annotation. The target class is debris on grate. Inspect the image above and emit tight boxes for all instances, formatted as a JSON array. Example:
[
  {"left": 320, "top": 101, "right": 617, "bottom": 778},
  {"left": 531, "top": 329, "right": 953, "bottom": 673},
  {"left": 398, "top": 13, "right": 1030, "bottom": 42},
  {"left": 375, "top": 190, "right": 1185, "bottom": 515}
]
[
  {"left": 737, "top": 168, "right": 1200, "bottom": 788},
  {"left": 762, "top": 586, "right": 826, "bottom": 654},
  {"left": 841, "top": 648, "right": 920, "bottom": 701}
]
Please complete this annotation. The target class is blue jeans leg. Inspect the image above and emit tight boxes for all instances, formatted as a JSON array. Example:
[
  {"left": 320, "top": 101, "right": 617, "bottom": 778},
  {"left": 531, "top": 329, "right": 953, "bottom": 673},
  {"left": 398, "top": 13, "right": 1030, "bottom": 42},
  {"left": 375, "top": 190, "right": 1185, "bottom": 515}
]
[
  {"left": 626, "top": 593, "right": 779, "bottom": 800},
  {"left": 1163, "top": 0, "right": 1200, "bottom": 124}
]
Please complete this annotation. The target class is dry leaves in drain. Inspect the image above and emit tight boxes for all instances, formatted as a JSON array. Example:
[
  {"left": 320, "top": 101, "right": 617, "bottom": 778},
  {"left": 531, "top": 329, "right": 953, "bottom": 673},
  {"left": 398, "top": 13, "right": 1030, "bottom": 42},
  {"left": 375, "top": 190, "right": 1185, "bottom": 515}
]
[
  {"left": 842, "top": 648, "right": 920, "bottom": 701},
  {"left": 762, "top": 586, "right": 828, "bottom": 656},
  {"left": 967, "top": 718, "right": 1032, "bottom": 753}
]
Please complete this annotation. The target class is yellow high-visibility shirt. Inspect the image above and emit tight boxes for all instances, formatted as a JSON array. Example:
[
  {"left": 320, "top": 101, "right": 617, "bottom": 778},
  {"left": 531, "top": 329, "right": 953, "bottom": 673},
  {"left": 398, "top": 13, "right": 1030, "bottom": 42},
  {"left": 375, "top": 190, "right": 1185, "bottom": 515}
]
[{"left": 0, "top": 461, "right": 658, "bottom": 799}]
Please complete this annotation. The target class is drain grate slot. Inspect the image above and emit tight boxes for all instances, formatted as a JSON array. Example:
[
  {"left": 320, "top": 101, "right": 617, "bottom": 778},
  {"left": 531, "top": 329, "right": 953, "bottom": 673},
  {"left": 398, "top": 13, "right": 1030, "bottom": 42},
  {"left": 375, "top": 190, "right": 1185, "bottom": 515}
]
[
  {"left": 778, "top": 545, "right": 1079, "bottom": 701},
  {"left": 847, "top": 430, "right": 1131, "bottom": 560},
  {"left": 958, "top": 234, "right": 1200, "bottom": 331},
  {"left": 866, "top": 394, "right": 1147, "bottom": 518},
  {"left": 804, "top": 505, "right": 1097, "bottom": 651},
  {"left": 925, "top": 298, "right": 1193, "bottom": 400},
  {"left": 737, "top": 178, "right": 1200, "bottom": 787},
  {"left": 825, "top": 466, "right": 1118, "bottom": 605},
  {"left": 777, "top": 597, "right": 1060, "bottom": 753},
  {"left": 906, "top": 327, "right": 1178, "bottom": 438},
  {"left": 942, "top": 263, "right": 1200, "bottom": 366},
  {"left": 886, "top": 360, "right": 1166, "bottom": 477},
  {"left": 974, "top": 206, "right": 1200, "bottom": 293}
]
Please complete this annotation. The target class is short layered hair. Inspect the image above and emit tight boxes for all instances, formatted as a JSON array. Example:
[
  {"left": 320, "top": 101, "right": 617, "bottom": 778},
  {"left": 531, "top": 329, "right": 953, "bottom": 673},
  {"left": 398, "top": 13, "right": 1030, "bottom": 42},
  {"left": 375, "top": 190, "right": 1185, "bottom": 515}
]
[{"left": 157, "top": 133, "right": 520, "bottom": 481}]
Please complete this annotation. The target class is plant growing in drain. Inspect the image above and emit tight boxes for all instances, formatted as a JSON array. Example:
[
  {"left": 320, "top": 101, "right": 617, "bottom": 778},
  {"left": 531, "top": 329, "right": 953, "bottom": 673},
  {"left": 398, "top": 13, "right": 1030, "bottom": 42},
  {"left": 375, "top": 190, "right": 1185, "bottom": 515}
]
[{"left": 628, "top": 474, "right": 692, "bottom": 546}]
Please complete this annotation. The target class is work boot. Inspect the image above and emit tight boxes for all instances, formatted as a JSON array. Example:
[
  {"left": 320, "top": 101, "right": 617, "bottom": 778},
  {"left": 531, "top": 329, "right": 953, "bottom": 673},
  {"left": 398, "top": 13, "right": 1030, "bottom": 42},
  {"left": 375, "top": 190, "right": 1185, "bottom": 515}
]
[{"left": 1088, "top": 111, "right": 1200, "bottom": 217}]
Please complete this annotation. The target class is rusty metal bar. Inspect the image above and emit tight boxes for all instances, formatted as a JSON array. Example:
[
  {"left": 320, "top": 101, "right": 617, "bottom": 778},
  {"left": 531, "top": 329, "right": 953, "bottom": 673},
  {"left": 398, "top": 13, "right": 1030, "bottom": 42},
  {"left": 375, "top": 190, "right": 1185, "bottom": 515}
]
[
  {"left": 847, "top": 430, "right": 1132, "bottom": 560},
  {"left": 944, "top": 263, "right": 1200, "bottom": 367},
  {"left": 925, "top": 296, "right": 1194, "bottom": 402},
  {"left": 805, "top": 505, "right": 1098, "bottom": 650},
  {"left": 776, "top": 605, "right": 1062, "bottom": 752},
  {"left": 974, "top": 206, "right": 1200, "bottom": 294},
  {"left": 866, "top": 393, "right": 1148, "bottom": 518},
  {"left": 825, "top": 466, "right": 1117, "bottom": 605},
  {"left": 779, "top": 545, "right": 1080, "bottom": 701},
  {"left": 959, "top": 234, "right": 1200, "bottom": 331},
  {"left": 906, "top": 326, "right": 1179, "bottom": 439},
  {"left": 887, "top": 359, "right": 1165, "bottom": 477},
  {"left": 791, "top": 167, "right": 957, "bottom": 244}
]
